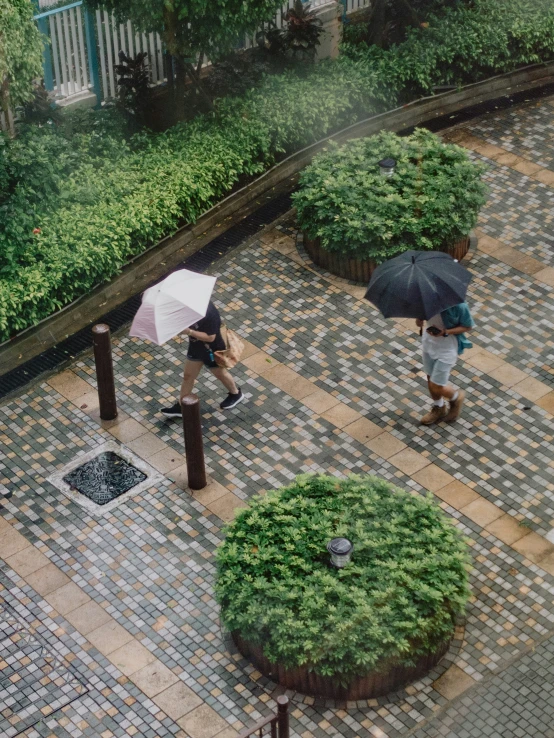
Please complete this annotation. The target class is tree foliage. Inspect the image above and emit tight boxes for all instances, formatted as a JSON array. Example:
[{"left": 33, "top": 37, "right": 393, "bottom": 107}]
[
  {"left": 345, "top": 0, "right": 468, "bottom": 48},
  {"left": 85, "top": 0, "right": 286, "bottom": 67},
  {"left": 85, "top": 0, "right": 288, "bottom": 112},
  {"left": 0, "top": 0, "right": 43, "bottom": 117}
]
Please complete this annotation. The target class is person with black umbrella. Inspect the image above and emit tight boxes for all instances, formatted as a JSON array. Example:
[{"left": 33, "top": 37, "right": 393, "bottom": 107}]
[
  {"left": 416, "top": 302, "right": 474, "bottom": 424},
  {"left": 365, "top": 250, "right": 475, "bottom": 425}
]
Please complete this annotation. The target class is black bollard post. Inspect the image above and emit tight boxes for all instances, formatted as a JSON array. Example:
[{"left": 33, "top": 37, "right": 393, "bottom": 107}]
[
  {"left": 277, "top": 695, "right": 289, "bottom": 738},
  {"left": 92, "top": 324, "right": 117, "bottom": 421},
  {"left": 181, "top": 394, "right": 207, "bottom": 490}
]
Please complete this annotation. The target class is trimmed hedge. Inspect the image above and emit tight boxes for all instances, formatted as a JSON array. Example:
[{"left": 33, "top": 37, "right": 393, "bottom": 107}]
[
  {"left": 216, "top": 474, "right": 470, "bottom": 682},
  {"left": 0, "top": 56, "right": 390, "bottom": 340},
  {"left": 2, "top": 0, "right": 554, "bottom": 340},
  {"left": 293, "top": 129, "right": 487, "bottom": 261},
  {"left": 343, "top": 0, "right": 554, "bottom": 96}
]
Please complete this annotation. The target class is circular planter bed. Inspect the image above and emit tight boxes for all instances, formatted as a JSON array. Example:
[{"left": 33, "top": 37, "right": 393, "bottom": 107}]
[
  {"left": 216, "top": 474, "right": 470, "bottom": 700},
  {"left": 293, "top": 129, "right": 486, "bottom": 282},
  {"left": 303, "top": 234, "right": 470, "bottom": 283}
]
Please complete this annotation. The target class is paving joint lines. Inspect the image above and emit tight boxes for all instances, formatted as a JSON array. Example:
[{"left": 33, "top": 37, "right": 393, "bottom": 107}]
[
  {"left": 0, "top": 191, "right": 294, "bottom": 401},
  {"left": 268, "top": 229, "right": 554, "bottom": 417},
  {"left": 0, "top": 514, "right": 242, "bottom": 738},
  {"left": 405, "top": 623, "right": 554, "bottom": 736},
  {"left": 441, "top": 125, "right": 554, "bottom": 289},
  {"left": 37, "top": 323, "right": 554, "bottom": 573},
  {"left": 4, "top": 93, "right": 554, "bottom": 738}
]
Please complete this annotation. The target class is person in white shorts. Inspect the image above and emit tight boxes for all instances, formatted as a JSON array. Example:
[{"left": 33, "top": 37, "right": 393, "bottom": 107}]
[{"left": 415, "top": 302, "right": 475, "bottom": 425}]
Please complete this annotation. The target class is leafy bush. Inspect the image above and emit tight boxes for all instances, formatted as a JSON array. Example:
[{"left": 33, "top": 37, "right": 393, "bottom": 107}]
[
  {"left": 0, "top": 117, "right": 132, "bottom": 279},
  {"left": 216, "top": 474, "right": 470, "bottom": 681},
  {"left": 341, "top": 0, "right": 468, "bottom": 49},
  {"left": 115, "top": 51, "right": 151, "bottom": 125},
  {"left": 0, "top": 55, "right": 389, "bottom": 340},
  {"left": 203, "top": 50, "right": 276, "bottom": 100},
  {"left": 18, "top": 82, "right": 63, "bottom": 127},
  {"left": 263, "top": 0, "right": 324, "bottom": 63},
  {"left": 2, "top": 0, "right": 554, "bottom": 339},
  {"left": 343, "top": 0, "right": 554, "bottom": 97},
  {"left": 293, "top": 129, "right": 487, "bottom": 261}
]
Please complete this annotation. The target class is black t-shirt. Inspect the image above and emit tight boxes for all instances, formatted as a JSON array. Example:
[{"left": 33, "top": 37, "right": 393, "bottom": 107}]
[{"left": 189, "top": 302, "right": 225, "bottom": 351}]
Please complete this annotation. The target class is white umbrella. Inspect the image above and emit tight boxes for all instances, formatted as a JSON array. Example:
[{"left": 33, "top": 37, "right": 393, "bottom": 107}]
[{"left": 130, "top": 269, "right": 216, "bottom": 345}]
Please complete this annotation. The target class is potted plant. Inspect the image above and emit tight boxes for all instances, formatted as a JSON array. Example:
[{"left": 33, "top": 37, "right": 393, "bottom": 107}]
[
  {"left": 293, "top": 129, "right": 487, "bottom": 282},
  {"left": 216, "top": 474, "right": 470, "bottom": 699}
]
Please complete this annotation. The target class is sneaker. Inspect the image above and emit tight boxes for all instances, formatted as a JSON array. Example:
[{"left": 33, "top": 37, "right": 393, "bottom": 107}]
[
  {"left": 420, "top": 404, "right": 448, "bottom": 425},
  {"left": 161, "top": 401, "right": 182, "bottom": 419},
  {"left": 445, "top": 389, "right": 465, "bottom": 423},
  {"left": 220, "top": 388, "right": 244, "bottom": 410}
]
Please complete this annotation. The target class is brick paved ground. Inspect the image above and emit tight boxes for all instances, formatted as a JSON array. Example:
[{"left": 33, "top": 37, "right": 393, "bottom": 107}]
[
  {"left": 2, "top": 96, "right": 554, "bottom": 738},
  {"left": 412, "top": 631, "right": 554, "bottom": 738}
]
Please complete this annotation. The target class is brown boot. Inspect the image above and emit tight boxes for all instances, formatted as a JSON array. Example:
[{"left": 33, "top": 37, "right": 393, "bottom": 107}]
[
  {"left": 420, "top": 404, "right": 448, "bottom": 425},
  {"left": 445, "top": 389, "right": 465, "bottom": 423}
]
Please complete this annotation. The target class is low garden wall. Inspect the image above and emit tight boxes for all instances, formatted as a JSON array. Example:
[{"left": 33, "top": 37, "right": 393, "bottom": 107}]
[
  {"left": 233, "top": 632, "right": 452, "bottom": 700},
  {"left": 303, "top": 235, "right": 471, "bottom": 282},
  {"left": 2, "top": 61, "right": 554, "bottom": 376}
]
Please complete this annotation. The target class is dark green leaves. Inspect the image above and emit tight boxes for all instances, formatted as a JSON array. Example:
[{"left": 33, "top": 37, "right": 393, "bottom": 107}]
[
  {"left": 293, "top": 129, "right": 487, "bottom": 261},
  {"left": 216, "top": 474, "right": 471, "bottom": 681}
]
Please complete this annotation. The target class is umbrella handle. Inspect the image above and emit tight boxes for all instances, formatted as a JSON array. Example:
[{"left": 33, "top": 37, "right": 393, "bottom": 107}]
[{"left": 419, "top": 327, "right": 423, "bottom": 337}]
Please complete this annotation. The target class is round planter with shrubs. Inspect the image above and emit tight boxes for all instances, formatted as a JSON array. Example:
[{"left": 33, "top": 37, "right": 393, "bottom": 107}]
[
  {"left": 293, "top": 129, "right": 487, "bottom": 282},
  {"left": 216, "top": 474, "right": 471, "bottom": 699}
]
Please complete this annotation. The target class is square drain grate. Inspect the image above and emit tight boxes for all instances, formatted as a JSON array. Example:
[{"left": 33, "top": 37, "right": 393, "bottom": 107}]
[
  {"left": 63, "top": 451, "right": 147, "bottom": 505},
  {"left": 48, "top": 441, "right": 165, "bottom": 514}
]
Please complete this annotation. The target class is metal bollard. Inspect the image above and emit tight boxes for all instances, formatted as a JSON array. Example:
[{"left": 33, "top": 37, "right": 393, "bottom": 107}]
[
  {"left": 92, "top": 324, "right": 117, "bottom": 421},
  {"left": 277, "top": 695, "right": 289, "bottom": 738},
  {"left": 181, "top": 394, "right": 207, "bottom": 490}
]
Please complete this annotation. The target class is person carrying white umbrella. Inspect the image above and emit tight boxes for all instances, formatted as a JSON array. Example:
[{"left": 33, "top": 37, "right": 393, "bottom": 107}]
[{"left": 130, "top": 270, "right": 243, "bottom": 416}]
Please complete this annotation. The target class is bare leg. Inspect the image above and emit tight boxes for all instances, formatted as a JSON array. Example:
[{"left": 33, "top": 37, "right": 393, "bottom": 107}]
[
  {"left": 429, "top": 379, "right": 456, "bottom": 401},
  {"left": 210, "top": 367, "right": 238, "bottom": 394},
  {"left": 180, "top": 360, "right": 203, "bottom": 401}
]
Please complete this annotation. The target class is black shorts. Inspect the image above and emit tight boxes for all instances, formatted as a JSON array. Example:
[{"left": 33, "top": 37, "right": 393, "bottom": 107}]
[{"left": 187, "top": 341, "right": 218, "bottom": 368}]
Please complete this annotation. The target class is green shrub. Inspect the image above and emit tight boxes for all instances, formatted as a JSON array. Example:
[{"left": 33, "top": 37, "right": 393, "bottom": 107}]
[
  {"left": 0, "top": 56, "right": 390, "bottom": 340},
  {"left": 343, "top": 0, "right": 554, "bottom": 96},
  {"left": 3, "top": 0, "right": 554, "bottom": 339},
  {"left": 216, "top": 474, "right": 470, "bottom": 682},
  {"left": 293, "top": 129, "right": 487, "bottom": 261}
]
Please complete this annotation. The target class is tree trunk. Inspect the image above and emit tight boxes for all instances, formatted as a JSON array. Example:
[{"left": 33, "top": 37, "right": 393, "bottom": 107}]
[
  {"left": 162, "top": 6, "right": 186, "bottom": 119},
  {"left": 397, "top": 0, "right": 420, "bottom": 29},
  {"left": 185, "top": 59, "right": 213, "bottom": 111},
  {"left": 0, "top": 76, "right": 15, "bottom": 137},
  {"left": 367, "top": 0, "right": 388, "bottom": 47},
  {"left": 173, "top": 54, "right": 187, "bottom": 119}
]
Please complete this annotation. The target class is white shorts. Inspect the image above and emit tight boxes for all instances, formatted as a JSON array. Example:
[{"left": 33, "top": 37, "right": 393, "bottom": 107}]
[{"left": 422, "top": 352, "right": 456, "bottom": 386}]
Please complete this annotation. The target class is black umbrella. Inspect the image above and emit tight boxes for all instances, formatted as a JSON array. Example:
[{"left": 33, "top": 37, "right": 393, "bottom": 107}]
[{"left": 365, "top": 250, "right": 471, "bottom": 320}]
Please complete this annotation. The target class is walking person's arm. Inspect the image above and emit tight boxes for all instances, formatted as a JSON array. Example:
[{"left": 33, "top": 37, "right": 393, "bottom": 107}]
[
  {"left": 182, "top": 328, "right": 216, "bottom": 342},
  {"left": 439, "top": 324, "right": 473, "bottom": 337}
]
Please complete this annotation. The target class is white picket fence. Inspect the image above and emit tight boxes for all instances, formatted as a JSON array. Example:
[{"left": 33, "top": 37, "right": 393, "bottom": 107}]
[
  {"left": 35, "top": 0, "right": 371, "bottom": 104},
  {"left": 46, "top": 3, "right": 89, "bottom": 98},
  {"left": 343, "top": 0, "right": 371, "bottom": 11},
  {"left": 95, "top": 11, "right": 165, "bottom": 99}
]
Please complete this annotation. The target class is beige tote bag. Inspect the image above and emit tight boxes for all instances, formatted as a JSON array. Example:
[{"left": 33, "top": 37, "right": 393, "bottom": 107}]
[{"left": 213, "top": 325, "right": 245, "bottom": 369}]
